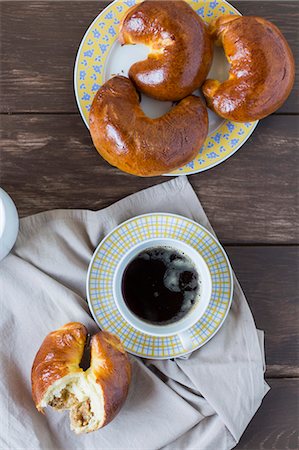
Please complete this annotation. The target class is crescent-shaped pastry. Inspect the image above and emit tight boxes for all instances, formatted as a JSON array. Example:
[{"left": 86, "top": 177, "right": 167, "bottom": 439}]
[
  {"left": 119, "top": 0, "right": 213, "bottom": 101},
  {"left": 202, "top": 15, "right": 295, "bottom": 122},
  {"left": 89, "top": 76, "right": 208, "bottom": 176}
]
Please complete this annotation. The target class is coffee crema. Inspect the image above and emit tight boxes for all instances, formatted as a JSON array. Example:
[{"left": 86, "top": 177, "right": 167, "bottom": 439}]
[{"left": 121, "top": 246, "right": 200, "bottom": 325}]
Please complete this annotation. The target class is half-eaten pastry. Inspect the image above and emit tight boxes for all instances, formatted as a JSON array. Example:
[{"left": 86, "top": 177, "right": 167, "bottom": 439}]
[{"left": 31, "top": 322, "right": 131, "bottom": 434}]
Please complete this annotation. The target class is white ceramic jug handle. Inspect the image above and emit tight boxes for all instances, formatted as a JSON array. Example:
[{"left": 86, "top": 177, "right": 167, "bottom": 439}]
[{"left": 178, "top": 329, "right": 194, "bottom": 352}]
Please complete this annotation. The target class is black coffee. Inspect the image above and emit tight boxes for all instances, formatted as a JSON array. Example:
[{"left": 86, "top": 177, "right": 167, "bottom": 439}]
[{"left": 121, "top": 246, "right": 200, "bottom": 324}]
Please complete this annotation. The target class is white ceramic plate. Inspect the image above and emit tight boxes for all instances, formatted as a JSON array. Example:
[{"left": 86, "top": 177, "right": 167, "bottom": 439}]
[{"left": 74, "top": 0, "right": 258, "bottom": 175}]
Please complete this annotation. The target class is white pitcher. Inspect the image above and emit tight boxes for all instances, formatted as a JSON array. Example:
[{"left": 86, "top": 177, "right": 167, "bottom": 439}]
[{"left": 0, "top": 188, "right": 19, "bottom": 261}]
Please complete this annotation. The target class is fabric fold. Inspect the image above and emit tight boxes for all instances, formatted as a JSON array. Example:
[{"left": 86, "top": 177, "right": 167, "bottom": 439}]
[{"left": 0, "top": 176, "right": 269, "bottom": 450}]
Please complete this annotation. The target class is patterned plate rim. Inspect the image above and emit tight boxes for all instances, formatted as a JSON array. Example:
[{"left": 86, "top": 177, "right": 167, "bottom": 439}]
[
  {"left": 73, "top": 0, "right": 259, "bottom": 176},
  {"left": 86, "top": 213, "right": 234, "bottom": 359},
  {"left": 164, "top": 120, "right": 259, "bottom": 175}
]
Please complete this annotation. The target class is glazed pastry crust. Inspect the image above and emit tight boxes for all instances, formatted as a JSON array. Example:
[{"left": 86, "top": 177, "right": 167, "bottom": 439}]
[
  {"left": 31, "top": 323, "right": 131, "bottom": 433},
  {"left": 31, "top": 322, "right": 87, "bottom": 410},
  {"left": 202, "top": 15, "right": 295, "bottom": 122},
  {"left": 119, "top": 0, "right": 213, "bottom": 101},
  {"left": 89, "top": 331, "right": 132, "bottom": 427},
  {"left": 89, "top": 76, "right": 208, "bottom": 177}
]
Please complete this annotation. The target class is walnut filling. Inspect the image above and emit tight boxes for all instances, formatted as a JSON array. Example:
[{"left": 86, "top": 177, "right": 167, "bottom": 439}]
[
  {"left": 48, "top": 388, "right": 76, "bottom": 410},
  {"left": 44, "top": 374, "right": 103, "bottom": 433},
  {"left": 48, "top": 388, "right": 95, "bottom": 429},
  {"left": 70, "top": 400, "right": 94, "bottom": 428}
]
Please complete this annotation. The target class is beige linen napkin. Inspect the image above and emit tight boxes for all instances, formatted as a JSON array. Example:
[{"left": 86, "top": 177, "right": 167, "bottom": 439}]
[{"left": 0, "top": 177, "right": 269, "bottom": 450}]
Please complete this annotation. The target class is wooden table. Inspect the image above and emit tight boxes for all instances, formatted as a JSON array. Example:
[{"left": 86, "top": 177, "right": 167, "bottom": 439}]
[{"left": 1, "top": 1, "right": 298, "bottom": 448}]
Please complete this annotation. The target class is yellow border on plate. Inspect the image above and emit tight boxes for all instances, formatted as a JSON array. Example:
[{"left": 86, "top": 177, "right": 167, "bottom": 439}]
[{"left": 74, "top": 0, "right": 258, "bottom": 175}]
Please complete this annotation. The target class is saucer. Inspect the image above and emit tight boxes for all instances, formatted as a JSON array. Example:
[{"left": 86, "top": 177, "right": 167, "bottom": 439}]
[
  {"left": 74, "top": 0, "right": 258, "bottom": 175},
  {"left": 86, "top": 213, "right": 233, "bottom": 359}
]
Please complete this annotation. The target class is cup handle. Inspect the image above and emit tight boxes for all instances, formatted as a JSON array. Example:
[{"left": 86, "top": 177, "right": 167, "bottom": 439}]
[{"left": 178, "top": 329, "right": 194, "bottom": 353}]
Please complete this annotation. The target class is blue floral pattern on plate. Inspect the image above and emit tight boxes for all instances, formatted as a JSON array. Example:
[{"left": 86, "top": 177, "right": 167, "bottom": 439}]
[{"left": 74, "top": 0, "right": 258, "bottom": 175}]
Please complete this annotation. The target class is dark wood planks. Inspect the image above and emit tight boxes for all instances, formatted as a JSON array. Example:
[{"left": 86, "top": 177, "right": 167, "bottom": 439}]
[
  {"left": 236, "top": 379, "right": 299, "bottom": 449},
  {"left": 1, "top": 2, "right": 298, "bottom": 448},
  {"left": 1, "top": 115, "right": 299, "bottom": 374},
  {"left": 1, "top": 113, "right": 298, "bottom": 243},
  {"left": 0, "top": 1, "right": 298, "bottom": 113},
  {"left": 226, "top": 246, "right": 299, "bottom": 378}
]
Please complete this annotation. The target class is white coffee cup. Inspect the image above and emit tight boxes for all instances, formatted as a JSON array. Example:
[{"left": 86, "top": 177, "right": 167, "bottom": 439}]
[
  {"left": 0, "top": 188, "right": 19, "bottom": 262},
  {"left": 113, "top": 238, "right": 212, "bottom": 352}
]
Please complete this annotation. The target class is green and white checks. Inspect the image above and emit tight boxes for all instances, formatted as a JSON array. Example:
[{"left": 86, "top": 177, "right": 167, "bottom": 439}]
[{"left": 87, "top": 213, "right": 233, "bottom": 359}]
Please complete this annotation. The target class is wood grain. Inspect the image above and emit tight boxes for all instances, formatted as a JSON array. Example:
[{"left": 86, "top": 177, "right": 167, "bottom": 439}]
[
  {"left": 236, "top": 379, "right": 299, "bottom": 449},
  {"left": 1, "top": 2, "right": 298, "bottom": 448},
  {"left": 2, "top": 116, "right": 298, "bottom": 373},
  {"left": 0, "top": 1, "right": 298, "bottom": 113},
  {"left": 226, "top": 247, "right": 299, "bottom": 378},
  {"left": 1, "top": 113, "right": 298, "bottom": 243}
]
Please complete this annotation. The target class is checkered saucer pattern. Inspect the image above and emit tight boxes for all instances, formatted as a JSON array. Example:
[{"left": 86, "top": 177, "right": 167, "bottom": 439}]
[{"left": 86, "top": 213, "right": 233, "bottom": 359}]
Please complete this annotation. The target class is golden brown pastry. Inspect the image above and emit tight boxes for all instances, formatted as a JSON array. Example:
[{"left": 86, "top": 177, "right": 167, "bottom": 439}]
[
  {"left": 202, "top": 15, "right": 295, "bottom": 122},
  {"left": 119, "top": 0, "right": 213, "bottom": 101},
  {"left": 89, "top": 76, "right": 208, "bottom": 176},
  {"left": 31, "top": 323, "right": 131, "bottom": 434}
]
